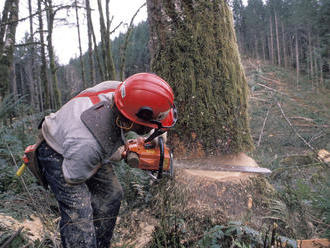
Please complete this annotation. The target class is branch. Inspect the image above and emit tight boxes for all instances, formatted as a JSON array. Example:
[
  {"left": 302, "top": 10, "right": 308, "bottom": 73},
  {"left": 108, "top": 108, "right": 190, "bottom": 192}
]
[
  {"left": 256, "top": 82, "right": 284, "bottom": 95},
  {"left": 0, "top": 4, "right": 74, "bottom": 27},
  {"left": 14, "top": 42, "right": 41, "bottom": 47},
  {"left": 0, "top": 9, "right": 42, "bottom": 27},
  {"left": 257, "top": 103, "right": 273, "bottom": 147},
  {"left": 277, "top": 102, "right": 328, "bottom": 166},
  {"left": 109, "top": 21, "right": 123, "bottom": 35},
  {"left": 53, "top": 4, "right": 74, "bottom": 16},
  {"left": 119, "top": 2, "right": 146, "bottom": 80},
  {"left": 0, "top": 227, "right": 24, "bottom": 248}
]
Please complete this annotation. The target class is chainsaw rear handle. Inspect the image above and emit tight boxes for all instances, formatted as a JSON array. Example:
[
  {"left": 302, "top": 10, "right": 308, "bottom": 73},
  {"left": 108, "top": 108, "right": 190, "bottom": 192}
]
[{"left": 157, "top": 136, "right": 164, "bottom": 179}]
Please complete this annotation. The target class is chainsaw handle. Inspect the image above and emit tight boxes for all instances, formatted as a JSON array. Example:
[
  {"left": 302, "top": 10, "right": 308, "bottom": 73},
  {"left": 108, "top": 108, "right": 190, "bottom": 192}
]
[{"left": 157, "top": 136, "right": 164, "bottom": 179}]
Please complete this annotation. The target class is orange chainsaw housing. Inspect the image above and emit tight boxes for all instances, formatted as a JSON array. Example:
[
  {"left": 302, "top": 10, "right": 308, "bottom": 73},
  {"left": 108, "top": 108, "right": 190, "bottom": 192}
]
[{"left": 124, "top": 137, "right": 171, "bottom": 172}]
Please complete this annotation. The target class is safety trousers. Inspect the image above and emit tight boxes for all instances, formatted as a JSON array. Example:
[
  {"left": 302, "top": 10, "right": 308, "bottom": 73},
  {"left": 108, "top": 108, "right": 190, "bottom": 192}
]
[{"left": 37, "top": 142, "right": 123, "bottom": 248}]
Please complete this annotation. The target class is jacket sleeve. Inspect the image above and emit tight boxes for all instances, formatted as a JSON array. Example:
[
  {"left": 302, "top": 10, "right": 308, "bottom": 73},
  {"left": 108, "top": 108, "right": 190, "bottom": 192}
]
[{"left": 61, "top": 138, "right": 103, "bottom": 184}]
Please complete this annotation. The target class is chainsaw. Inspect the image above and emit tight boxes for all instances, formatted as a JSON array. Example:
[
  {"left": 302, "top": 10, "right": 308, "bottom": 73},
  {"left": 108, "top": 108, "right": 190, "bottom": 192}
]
[{"left": 122, "top": 136, "right": 174, "bottom": 179}]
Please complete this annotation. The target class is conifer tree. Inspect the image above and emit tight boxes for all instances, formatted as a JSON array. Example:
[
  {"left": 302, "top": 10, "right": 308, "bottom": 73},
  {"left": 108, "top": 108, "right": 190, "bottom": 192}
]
[{"left": 147, "top": 0, "right": 254, "bottom": 155}]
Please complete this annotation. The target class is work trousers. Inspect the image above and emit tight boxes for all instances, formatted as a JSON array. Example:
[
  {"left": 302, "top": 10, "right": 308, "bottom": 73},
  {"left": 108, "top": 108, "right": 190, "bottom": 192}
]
[{"left": 37, "top": 142, "right": 123, "bottom": 248}]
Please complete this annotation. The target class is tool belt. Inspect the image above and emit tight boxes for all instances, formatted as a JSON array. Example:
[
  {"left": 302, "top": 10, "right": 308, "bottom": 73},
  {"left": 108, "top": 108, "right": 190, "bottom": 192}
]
[{"left": 22, "top": 131, "right": 48, "bottom": 189}]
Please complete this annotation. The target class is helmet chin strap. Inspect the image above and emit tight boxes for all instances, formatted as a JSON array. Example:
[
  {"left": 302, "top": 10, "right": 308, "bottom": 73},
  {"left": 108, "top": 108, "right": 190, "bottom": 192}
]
[{"left": 116, "top": 116, "right": 134, "bottom": 130}]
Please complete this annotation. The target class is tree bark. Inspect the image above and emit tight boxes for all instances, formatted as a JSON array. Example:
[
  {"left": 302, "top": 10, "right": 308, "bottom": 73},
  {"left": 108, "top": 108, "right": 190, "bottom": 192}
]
[
  {"left": 45, "top": 0, "right": 61, "bottom": 109},
  {"left": 261, "top": 36, "right": 266, "bottom": 61},
  {"left": 269, "top": 15, "right": 274, "bottom": 64},
  {"left": 295, "top": 28, "right": 300, "bottom": 87},
  {"left": 147, "top": 0, "right": 254, "bottom": 155},
  {"left": 75, "top": 0, "right": 86, "bottom": 89},
  {"left": 281, "top": 21, "right": 287, "bottom": 69},
  {"left": 97, "top": 0, "right": 116, "bottom": 80},
  {"left": 38, "top": 0, "right": 50, "bottom": 110},
  {"left": 85, "top": 0, "right": 95, "bottom": 85},
  {"left": 274, "top": 11, "right": 281, "bottom": 65},
  {"left": 0, "top": 0, "right": 20, "bottom": 100},
  {"left": 28, "top": 0, "right": 38, "bottom": 109},
  {"left": 307, "top": 28, "right": 314, "bottom": 86},
  {"left": 254, "top": 34, "right": 259, "bottom": 60},
  {"left": 0, "top": 0, "right": 11, "bottom": 56},
  {"left": 289, "top": 33, "right": 294, "bottom": 68}
]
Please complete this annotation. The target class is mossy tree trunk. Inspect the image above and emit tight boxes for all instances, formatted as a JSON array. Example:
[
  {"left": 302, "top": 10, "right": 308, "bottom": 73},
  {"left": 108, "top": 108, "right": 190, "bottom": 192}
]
[
  {"left": 147, "top": 0, "right": 253, "bottom": 155},
  {"left": 0, "top": 0, "right": 19, "bottom": 100}
]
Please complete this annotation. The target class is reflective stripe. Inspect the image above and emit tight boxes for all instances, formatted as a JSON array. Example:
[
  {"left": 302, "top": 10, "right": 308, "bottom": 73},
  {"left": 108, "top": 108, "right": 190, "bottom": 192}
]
[{"left": 74, "top": 88, "right": 116, "bottom": 104}]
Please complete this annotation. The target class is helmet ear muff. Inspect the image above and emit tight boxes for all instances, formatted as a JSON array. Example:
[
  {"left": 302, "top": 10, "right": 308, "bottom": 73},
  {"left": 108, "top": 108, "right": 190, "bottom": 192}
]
[{"left": 136, "top": 107, "right": 154, "bottom": 121}]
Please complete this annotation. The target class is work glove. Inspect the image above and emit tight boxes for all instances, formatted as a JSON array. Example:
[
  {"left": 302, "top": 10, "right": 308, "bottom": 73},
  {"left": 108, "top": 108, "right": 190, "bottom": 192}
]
[
  {"left": 109, "top": 145, "right": 126, "bottom": 162},
  {"left": 148, "top": 131, "right": 167, "bottom": 147}
]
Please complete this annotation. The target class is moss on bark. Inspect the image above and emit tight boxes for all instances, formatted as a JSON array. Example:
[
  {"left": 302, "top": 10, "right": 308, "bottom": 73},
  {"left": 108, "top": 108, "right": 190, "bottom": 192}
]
[{"left": 147, "top": 0, "right": 254, "bottom": 155}]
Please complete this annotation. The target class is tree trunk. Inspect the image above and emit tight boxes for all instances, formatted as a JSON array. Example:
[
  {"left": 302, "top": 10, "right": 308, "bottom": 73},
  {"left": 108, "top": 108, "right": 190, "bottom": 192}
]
[
  {"left": 97, "top": 0, "right": 107, "bottom": 79},
  {"left": 281, "top": 21, "right": 287, "bottom": 69},
  {"left": 0, "top": 0, "right": 11, "bottom": 56},
  {"left": 0, "top": 0, "right": 20, "bottom": 100},
  {"left": 317, "top": 35, "right": 323, "bottom": 88},
  {"left": 38, "top": 0, "right": 50, "bottom": 110},
  {"left": 105, "top": 0, "right": 116, "bottom": 79},
  {"left": 28, "top": 0, "right": 38, "bottom": 109},
  {"left": 269, "top": 15, "right": 274, "bottom": 64},
  {"left": 75, "top": 0, "right": 86, "bottom": 89},
  {"left": 254, "top": 34, "right": 259, "bottom": 60},
  {"left": 85, "top": 0, "right": 95, "bottom": 85},
  {"left": 86, "top": 0, "right": 103, "bottom": 81},
  {"left": 289, "top": 33, "right": 294, "bottom": 68},
  {"left": 45, "top": 0, "right": 61, "bottom": 109},
  {"left": 97, "top": 0, "right": 116, "bottom": 80},
  {"left": 295, "top": 28, "right": 300, "bottom": 88},
  {"left": 307, "top": 28, "right": 314, "bottom": 87},
  {"left": 147, "top": 0, "right": 254, "bottom": 155},
  {"left": 274, "top": 11, "right": 281, "bottom": 66},
  {"left": 261, "top": 36, "right": 266, "bottom": 62}
]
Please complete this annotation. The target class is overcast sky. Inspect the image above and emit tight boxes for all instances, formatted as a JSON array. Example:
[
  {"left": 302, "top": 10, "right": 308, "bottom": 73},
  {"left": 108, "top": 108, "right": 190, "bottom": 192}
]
[{"left": 1, "top": 0, "right": 148, "bottom": 65}]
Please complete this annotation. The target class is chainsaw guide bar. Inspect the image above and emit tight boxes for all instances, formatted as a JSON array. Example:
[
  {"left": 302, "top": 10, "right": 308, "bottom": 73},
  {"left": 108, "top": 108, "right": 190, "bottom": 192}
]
[{"left": 176, "top": 162, "right": 272, "bottom": 175}]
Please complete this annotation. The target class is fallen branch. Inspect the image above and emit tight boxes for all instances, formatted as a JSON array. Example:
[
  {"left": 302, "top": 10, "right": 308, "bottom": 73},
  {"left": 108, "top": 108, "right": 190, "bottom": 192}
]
[
  {"left": 290, "top": 116, "right": 314, "bottom": 122},
  {"left": 257, "top": 103, "right": 273, "bottom": 147},
  {"left": 276, "top": 102, "right": 328, "bottom": 167},
  {"left": 256, "top": 83, "right": 284, "bottom": 95},
  {"left": 0, "top": 227, "right": 24, "bottom": 248},
  {"left": 250, "top": 96, "right": 269, "bottom": 102},
  {"left": 259, "top": 75, "right": 283, "bottom": 85}
]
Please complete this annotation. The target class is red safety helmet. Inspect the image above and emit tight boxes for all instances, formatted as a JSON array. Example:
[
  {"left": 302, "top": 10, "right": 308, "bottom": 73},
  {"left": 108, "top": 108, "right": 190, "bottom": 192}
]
[{"left": 114, "top": 73, "right": 177, "bottom": 130}]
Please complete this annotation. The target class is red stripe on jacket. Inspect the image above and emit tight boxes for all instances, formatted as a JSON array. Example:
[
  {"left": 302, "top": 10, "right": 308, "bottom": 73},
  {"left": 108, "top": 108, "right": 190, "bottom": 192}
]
[{"left": 74, "top": 88, "right": 116, "bottom": 104}]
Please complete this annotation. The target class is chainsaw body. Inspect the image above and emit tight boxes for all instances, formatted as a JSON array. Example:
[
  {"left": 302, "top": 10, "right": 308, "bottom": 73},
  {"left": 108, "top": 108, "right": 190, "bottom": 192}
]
[{"left": 123, "top": 136, "right": 173, "bottom": 178}]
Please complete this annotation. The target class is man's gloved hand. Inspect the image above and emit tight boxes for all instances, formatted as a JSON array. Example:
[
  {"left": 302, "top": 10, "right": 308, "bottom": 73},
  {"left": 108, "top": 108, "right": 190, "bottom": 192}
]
[
  {"left": 109, "top": 145, "right": 126, "bottom": 161},
  {"left": 149, "top": 132, "right": 167, "bottom": 147}
]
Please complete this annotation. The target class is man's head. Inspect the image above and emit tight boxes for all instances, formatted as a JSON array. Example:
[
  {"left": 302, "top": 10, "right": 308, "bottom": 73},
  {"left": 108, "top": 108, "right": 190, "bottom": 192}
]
[{"left": 114, "top": 73, "right": 177, "bottom": 135}]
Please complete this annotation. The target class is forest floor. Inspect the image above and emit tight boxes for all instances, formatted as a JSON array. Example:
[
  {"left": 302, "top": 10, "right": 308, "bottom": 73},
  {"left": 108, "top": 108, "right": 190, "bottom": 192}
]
[
  {"left": 112, "top": 59, "right": 330, "bottom": 247},
  {"left": 0, "top": 59, "right": 329, "bottom": 247}
]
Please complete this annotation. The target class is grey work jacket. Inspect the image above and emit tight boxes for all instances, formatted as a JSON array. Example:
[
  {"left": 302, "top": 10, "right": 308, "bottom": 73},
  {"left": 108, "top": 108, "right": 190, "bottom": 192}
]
[{"left": 41, "top": 81, "right": 122, "bottom": 184}]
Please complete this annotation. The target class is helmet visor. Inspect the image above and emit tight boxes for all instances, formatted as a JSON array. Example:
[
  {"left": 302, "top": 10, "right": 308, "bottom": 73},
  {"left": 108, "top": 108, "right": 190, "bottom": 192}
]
[{"left": 135, "top": 104, "right": 177, "bottom": 130}]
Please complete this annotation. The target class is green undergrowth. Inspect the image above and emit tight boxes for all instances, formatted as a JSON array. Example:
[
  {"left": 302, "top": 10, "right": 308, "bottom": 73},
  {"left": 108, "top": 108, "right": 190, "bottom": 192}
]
[
  {"left": 245, "top": 59, "right": 330, "bottom": 239},
  {"left": 1, "top": 61, "right": 329, "bottom": 246}
]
